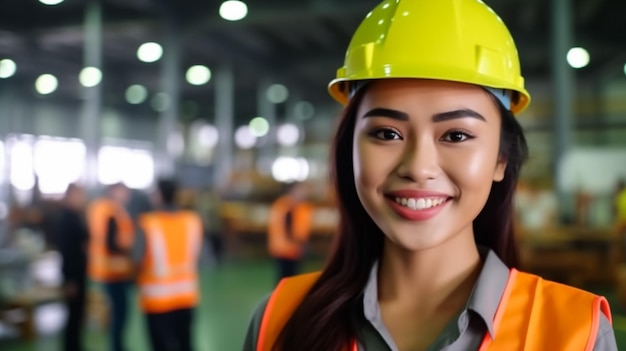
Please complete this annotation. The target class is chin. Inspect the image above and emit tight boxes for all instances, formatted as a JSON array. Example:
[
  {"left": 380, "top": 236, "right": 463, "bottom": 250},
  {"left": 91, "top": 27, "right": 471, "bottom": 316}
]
[{"left": 383, "top": 232, "right": 448, "bottom": 253}]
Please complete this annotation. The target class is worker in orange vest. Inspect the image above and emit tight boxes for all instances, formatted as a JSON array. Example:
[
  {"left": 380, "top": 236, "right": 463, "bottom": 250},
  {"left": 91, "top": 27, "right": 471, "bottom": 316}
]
[
  {"left": 87, "top": 182, "right": 134, "bottom": 351},
  {"left": 134, "top": 179, "right": 203, "bottom": 351},
  {"left": 267, "top": 182, "right": 313, "bottom": 283},
  {"left": 243, "top": 0, "right": 617, "bottom": 350}
]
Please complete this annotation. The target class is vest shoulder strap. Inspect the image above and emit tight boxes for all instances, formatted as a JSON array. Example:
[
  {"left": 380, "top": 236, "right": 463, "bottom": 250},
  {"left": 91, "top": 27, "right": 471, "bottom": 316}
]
[
  {"left": 482, "top": 269, "right": 612, "bottom": 351},
  {"left": 257, "top": 271, "right": 322, "bottom": 351}
]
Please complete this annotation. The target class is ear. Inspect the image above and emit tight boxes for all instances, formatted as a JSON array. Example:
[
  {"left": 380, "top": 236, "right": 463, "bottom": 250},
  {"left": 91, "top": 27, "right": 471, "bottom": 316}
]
[{"left": 493, "top": 157, "right": 507, "bottom": 182}]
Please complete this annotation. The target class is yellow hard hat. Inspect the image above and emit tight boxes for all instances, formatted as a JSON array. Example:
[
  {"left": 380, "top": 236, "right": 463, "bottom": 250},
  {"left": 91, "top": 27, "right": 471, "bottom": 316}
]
[{"left": 328, "top": 0, "right": 531, "bottom": 114}]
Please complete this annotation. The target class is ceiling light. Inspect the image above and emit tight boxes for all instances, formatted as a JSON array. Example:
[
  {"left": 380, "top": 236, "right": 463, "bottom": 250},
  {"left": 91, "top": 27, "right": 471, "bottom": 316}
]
[
  {"left": 186, "top": 65, "right": 211, "bottom": 85},
  {"left": 35, "top": 74, "right": 58, "bottom": 95},
  {"left": 266, "top": 84, "right": 289, "bottom": 104},
  {"left": 39, "top": 0, "right": 64, "bottom": 5},
  {"left": 197, "top": 124, "right": 219, "bottom": 148},
  {"left": 566, "top": 47, "right": 589, "bottom": 69},
  {"left": 0, "top": 59, "right": 17, "bottom": 79},
  {"left": 235, "top": 126, "right": 256, "bottom": 149},
  {"left": 219, "top": 0, "right": 248, "bottom": 21},
  {"left": 294, "top": 101, "right": 314, "bottom": 120},
  {"left": 277, "top": 123, "right": 300, "bottom": 146},
  {"left": 137, "top": 42, "right": 163, "bottom": 63},
  {"left": 151, "top": 92, "right": 171, "bottom": 112},
  {"left": 79, "top": 66, "right": 102, "bottom": 87},
  {"left": 125, "top": 84, "right": 148, "bottom": 104},
  {"left": 249, "top": 117, "right": 269, "bottom": 137}
]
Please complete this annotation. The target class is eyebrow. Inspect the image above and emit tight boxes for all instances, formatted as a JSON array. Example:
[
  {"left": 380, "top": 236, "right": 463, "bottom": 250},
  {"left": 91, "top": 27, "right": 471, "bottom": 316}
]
[
  {"left": 362, "top": 107, "right": 486, "bottom": 122},
  {"left": 362, "top": 108, "right": 408, "bottom": 121},
  {"left": 432, "top": 109, "right": 486, "bottom": 122}
]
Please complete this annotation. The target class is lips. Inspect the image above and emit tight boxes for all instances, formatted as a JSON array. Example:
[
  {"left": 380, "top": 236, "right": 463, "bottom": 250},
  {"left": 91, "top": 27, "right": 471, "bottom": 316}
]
[{"left": 385, "top": 189, "right": 452, "bottom": 221}]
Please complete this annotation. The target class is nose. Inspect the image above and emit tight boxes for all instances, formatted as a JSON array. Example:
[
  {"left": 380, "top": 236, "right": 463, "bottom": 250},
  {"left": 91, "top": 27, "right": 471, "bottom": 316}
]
[{"left": 395, "top": 136, "right": 440, "bottom": 183}]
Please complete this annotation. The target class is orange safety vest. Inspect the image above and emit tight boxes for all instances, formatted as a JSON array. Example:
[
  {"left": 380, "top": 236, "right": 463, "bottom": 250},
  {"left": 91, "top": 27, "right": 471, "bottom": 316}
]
[
  {"left": 137, "top": 211, "right": 203, "bottom": 314},
  {"left": 87, "top": 198, "right": 135, "bottom": 282},
  {"left": 257, "top": 270, "right": 612, "bottom": 351},
  {"left": 267, "top": 196, "right": 313, "bottom": 260}
]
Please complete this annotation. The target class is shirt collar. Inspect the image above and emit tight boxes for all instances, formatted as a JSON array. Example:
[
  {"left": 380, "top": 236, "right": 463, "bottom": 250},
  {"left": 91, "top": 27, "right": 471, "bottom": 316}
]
[
  {"left": 466, "top": 248, "right": 510, "bottom": 338},
  {"left": 362, "top": 248, "right": 510, "bottom": 339}
]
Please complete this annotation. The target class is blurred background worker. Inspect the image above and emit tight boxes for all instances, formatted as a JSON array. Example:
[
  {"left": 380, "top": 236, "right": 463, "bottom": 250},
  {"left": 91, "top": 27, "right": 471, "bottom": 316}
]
[
  {"left": 87, "top": 182, "right": 134, "bottom": 351},
  {"left": 267, "top": 182, "right": 313, "bottom": 282},
  {"left": 134, "top": 178, "right": 203, "bottom": 351},
  {"left": 53, "top": 183, "right": 88, "bottom": 351}
]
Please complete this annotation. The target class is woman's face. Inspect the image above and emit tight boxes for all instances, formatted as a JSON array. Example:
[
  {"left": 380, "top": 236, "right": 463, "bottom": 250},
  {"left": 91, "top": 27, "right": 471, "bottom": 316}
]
[{"left": 352, "top": 79, "right": 506, "bottom": 252}]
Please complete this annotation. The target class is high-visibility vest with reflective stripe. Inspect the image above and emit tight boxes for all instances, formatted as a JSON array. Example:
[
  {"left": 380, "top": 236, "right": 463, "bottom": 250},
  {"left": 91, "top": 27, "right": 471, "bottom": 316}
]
[
  {"left": 257, "top": 270, "right": 612, "bottom": 351},
  {"left": 87, "top": 198, "right": 135, "bottom": 282},
  {"left": 268, "top": 196, "right": 313, "bottom": 260},
  {"left": 138, "top": 210, "right": 202, "bottom": 313}
]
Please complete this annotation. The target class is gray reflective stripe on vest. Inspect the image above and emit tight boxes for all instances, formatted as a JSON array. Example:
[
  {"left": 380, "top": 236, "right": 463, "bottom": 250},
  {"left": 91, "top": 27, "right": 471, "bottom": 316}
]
[
  {"left": 141, "top": 280, "right": 196, "bottom": 298},
  {"left": 149, "top": 228, "right": 170, "bottom": 278}
]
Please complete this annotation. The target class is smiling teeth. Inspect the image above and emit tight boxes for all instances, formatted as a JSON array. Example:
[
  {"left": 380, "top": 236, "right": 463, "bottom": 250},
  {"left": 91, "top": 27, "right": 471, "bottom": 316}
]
[{"left": 395, "top": 197, "right": 446, "bottom": 210}]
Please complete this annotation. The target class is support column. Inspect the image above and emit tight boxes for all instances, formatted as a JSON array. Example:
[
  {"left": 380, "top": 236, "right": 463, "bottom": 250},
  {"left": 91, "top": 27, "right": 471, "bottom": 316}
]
[
  {"left": 551, "top": 0, "right": 574, "bottom": 219},
  {"left": 80, "top": 0, "right": 103, "bottom": 192},
  {"left": 0, "top": 82, "right": 13, "bottom": 139},
  {"left": 285, "top": 96, "right": 305, "bottom": 151},
  {"left": 257, "top": 78, "right": 276, "bottom": 174},
  {"left": 214, "top": 65, "right": 235, "bottom": 190},
  {"left": 0, "top": 83, "right": 13, "bottom": 244},
  {"left": 156, "top": 20, "right": 181, "bottom": 178}
]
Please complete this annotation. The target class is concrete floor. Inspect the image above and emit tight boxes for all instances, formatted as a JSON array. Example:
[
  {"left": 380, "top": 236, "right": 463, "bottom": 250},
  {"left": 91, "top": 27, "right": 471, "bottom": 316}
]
[{"left": 2, "top": 258, "right": 626, "bottom": 351}]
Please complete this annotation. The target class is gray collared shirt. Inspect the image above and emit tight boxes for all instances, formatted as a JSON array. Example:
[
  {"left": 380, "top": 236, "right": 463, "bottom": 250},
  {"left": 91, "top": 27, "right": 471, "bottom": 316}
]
[{"left": 243, "top": 249, "right": 617, "bottom": 350}]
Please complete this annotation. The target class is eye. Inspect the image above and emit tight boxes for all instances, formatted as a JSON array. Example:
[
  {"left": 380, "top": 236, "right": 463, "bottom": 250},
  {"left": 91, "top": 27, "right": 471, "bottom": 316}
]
[
  {"left": 441, "top": 130, "right": 473, "bottom": 143},
  {"left": 371, "top": 128, "right": 402, "bottom": 141}
]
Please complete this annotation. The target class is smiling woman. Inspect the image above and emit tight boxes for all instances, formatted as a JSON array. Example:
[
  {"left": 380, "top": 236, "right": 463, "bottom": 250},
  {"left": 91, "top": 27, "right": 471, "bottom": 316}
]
[{"left": 242, "top": 1, "right": 618, "bottom": 351}]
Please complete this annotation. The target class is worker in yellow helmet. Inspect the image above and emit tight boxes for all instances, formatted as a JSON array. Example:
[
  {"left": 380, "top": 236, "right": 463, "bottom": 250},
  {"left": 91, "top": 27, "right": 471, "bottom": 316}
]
[{"left": 243, "top": 1, "right": 617, "bottom": 350}]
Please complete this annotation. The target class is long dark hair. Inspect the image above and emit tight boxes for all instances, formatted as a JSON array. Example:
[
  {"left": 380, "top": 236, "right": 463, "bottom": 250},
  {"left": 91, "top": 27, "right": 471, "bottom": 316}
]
[{"left": 274, "top": 86, "right": 529, "bottom": 351}]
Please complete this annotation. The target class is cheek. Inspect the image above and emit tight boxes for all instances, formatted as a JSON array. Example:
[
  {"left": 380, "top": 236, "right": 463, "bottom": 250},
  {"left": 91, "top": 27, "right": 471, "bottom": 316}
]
[
  {"left": 448, "top": 144, "right": 501, "bottom": 193},
  {"left": 352, "top": 136, "right": 370, "bottom": 189},
  {"left": 353, "top": 136, "right": 386, "bottom": 193}
]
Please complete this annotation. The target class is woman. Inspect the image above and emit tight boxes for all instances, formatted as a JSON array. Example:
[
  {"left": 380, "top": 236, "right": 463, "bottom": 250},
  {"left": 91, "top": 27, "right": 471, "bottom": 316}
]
[{"left": 244, "top": 1, "right": 617, "bottom": 350}]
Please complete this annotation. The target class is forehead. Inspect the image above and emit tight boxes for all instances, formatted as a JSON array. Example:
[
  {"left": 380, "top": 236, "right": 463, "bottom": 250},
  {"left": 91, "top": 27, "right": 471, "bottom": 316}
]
[{"left": 358, "top": 79, "right": 499, "bottom": 118}]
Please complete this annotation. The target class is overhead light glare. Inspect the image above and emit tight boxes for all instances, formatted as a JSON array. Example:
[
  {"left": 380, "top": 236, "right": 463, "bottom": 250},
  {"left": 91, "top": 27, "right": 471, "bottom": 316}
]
[
  {"left": 235, "top": 126, "right": 256, "bottom": 149},
  {"left": 151, "top": 92, "right": 171, "bottom": 112},
  {"left": 0, "top": 59, "right": 17, "bottom": 79},
  {"left": 566, "top": 47, "right": 590, "bottom": 69},
  {"left": 186, "top": 65, "right": 211, "bottom": 85},
  {"left": 219, "top": 0, "right": 248, "bottom": 21},
  {"left": 125, "top": 84, "right": 148, "bottom": 104},
  {"left": 39, "top": 0, "right": 64, "bottom": 5},
  {"left": 137, "top": 42, "right": 163, "bottom": 63},
  {"left": 277, "top": 123, "right": 300, "bottom": 146},
  {"left": 249, "top": 117, "right": 270, "bottom": 137},
  {"left": 35, "top": 74, "right": 58, "bottom": 95},
  {"left": 266, "top": 84, "right": 289, "bottom": 104},
  {"left": 79, "top": 66, "right": 102, "bottom": 87},
  {"left": 294, "top": 101, "right": 314, "bottom": 120}
]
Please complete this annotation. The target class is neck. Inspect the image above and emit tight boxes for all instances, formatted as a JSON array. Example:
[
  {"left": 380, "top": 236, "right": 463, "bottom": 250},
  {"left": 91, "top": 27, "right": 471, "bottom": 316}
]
[{"left": 378, "top": 233, "right": 482, "bottom": 314}]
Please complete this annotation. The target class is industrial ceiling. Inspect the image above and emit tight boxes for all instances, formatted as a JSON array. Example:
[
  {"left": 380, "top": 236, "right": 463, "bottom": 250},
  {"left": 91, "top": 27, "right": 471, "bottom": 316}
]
[{"left": 1, "top": 0, "right": 625, "bottom": 124}]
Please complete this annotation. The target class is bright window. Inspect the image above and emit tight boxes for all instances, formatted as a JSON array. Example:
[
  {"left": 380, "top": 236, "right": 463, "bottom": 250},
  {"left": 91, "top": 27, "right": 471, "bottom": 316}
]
[
  {"left": 9, "top": 138, "right": 35, "bottom": 191},
  {"left": 34, "top": 137, "right": 86, "bottom": 195},
  {"left": 98, "top": 146, "right": 154, "bottom": 189}
]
